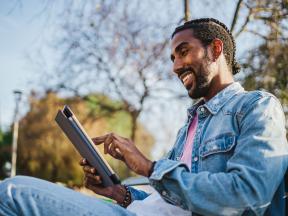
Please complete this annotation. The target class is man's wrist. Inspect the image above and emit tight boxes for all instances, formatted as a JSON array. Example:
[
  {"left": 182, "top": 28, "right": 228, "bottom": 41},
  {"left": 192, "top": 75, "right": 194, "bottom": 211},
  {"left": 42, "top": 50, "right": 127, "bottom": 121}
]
[
  {"left": 112, "top": 185, "right": 127, "bottom": 203},
  {"left": 141, "top": 160, "right": 153, "bottom": 177},
  {"left": 147, "top": 161, "right": 156, "bottom": 177},
  {"left": 117, "top": 185, "right": 131, "bottom": 208}
]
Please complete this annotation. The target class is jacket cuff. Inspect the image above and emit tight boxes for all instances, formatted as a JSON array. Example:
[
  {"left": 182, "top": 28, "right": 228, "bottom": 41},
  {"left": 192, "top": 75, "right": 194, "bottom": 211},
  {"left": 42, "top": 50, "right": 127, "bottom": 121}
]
[
  {"left": 128, "top": 186, "right": 149, "bottom": 201},
  {"left": 149, "top": 159, "right": 188, "bottom": 181}
]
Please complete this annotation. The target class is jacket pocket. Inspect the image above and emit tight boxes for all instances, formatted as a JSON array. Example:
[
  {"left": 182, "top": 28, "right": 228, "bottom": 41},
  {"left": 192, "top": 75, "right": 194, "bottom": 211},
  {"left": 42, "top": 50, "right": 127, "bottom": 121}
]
[
  {"left": 199, "top": 133, "right": 237, "bottom": 172},
  {"left": 200, "top": 133, "right": 236, "bottom": 158}
]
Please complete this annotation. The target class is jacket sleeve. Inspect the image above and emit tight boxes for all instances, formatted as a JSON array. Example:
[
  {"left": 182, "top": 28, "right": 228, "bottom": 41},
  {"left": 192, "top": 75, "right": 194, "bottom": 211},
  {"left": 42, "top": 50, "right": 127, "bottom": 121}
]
[{"left": 128, "top": 186, "right": 150, "bottom": 201}]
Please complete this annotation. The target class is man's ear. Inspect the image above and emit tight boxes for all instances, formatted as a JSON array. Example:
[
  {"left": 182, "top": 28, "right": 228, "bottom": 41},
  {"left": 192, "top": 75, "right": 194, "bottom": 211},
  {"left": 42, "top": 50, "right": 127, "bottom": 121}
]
[{"left": 211, "top": 38, "right": 223, "bottom": 61}]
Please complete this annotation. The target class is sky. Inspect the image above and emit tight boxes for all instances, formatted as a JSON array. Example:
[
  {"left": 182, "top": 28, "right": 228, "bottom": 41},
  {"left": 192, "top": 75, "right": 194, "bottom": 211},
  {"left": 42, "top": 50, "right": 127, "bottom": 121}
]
[
  {"left": 0, "top": 0, "right": 237, "bottom": 129},
  {"left": 0, "top": 0, "right": 187, "bottom": 159},
  {"left": 0, "top": 0, "right": 260, "bottom": 159},
  {"left": 0, "top": 0, "right": 56, "bottom": 129}
]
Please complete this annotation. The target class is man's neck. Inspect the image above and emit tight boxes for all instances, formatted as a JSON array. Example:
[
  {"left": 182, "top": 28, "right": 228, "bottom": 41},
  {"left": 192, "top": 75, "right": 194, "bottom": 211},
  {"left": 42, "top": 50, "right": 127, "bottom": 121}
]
[{"left": 203, "top": 80, "right": 234, "bottom": 102}]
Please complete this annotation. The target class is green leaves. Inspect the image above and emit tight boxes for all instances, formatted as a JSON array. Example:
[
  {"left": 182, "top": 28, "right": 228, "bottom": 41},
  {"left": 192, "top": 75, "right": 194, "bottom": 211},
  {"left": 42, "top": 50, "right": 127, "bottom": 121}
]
[{"left": 11, "top": 92, "right": 154, "bottom": 185}]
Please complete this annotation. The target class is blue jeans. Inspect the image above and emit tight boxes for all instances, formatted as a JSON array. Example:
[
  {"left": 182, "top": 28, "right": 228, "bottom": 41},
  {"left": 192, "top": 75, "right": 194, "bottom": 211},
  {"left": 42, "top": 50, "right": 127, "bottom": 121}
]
[{"left": 0, "top": 176, "right": 136, "bottom": 216}]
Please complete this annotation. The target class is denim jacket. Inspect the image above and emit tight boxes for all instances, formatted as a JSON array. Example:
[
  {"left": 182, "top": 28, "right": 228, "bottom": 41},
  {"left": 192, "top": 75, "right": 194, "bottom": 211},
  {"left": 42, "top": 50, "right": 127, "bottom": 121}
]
[{"left": 129, "top": 82, "right": 288, "bottom": 216}]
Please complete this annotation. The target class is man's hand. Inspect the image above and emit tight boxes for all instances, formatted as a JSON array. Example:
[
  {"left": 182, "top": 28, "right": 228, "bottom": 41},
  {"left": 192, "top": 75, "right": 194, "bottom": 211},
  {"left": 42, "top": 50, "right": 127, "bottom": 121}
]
[
  {"left": 79, "top": 158, "right": 127, "bottom": 203},
  {"left": 92, "top": 133, "right": 153, "bottom": 177}
]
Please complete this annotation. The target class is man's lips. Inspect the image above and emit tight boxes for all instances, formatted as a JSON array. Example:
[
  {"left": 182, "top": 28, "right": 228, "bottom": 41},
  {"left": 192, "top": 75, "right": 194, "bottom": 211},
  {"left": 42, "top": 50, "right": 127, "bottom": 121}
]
[
  {"left": 179, "top": 71, "right": 194, "bottom": 89},
  {"left": 183, "top": 74, "right": 193, "bottom": 87}
]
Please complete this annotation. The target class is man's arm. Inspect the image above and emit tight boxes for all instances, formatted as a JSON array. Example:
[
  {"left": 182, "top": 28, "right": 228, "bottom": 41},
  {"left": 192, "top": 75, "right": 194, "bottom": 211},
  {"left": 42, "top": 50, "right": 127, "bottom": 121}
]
[{"left": 149, "top": 95, "right": 288, "bottom": 215}]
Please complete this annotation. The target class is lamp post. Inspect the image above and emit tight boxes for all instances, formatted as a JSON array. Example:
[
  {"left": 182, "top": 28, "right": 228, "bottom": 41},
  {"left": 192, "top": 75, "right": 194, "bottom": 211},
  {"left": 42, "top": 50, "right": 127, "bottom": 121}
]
[
  {"left": 184, "top": 0, "right": 190, "bottom": 22},
  {"left": 11, "top": 90, "right": 22, "bottom": 177}
]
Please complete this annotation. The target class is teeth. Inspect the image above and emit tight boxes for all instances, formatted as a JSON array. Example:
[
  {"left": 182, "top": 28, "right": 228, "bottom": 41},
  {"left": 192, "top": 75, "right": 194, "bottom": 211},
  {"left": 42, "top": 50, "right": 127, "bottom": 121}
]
[
  {"left": 182, "top": 74, "right": 191, "bottom": 83},
  {"left": 184, "top": 75, "right": 189, "bottom": 82}
]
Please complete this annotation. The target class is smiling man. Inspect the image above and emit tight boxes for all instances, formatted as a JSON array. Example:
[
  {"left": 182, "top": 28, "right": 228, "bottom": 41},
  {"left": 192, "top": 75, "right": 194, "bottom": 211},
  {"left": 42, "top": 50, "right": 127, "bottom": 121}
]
[
  {"left": 0, "top": 18, "right": 287, "bottom": 216},
  {"left": 171, "top": 19, "right": 238, "bottom": 101}
]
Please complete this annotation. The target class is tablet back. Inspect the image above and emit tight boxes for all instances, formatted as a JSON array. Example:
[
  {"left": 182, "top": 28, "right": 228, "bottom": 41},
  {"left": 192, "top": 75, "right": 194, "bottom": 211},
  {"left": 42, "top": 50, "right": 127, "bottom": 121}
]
[{"left": 55, "top": 106, "right": 120, "bottom": 187}]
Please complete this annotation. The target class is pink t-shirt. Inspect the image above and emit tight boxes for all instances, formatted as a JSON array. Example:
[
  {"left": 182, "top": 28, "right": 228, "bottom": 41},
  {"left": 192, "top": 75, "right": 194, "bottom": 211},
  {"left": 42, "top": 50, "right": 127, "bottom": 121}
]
[{"left": 181, "top": 114, "right": 198, "bottom": 170}]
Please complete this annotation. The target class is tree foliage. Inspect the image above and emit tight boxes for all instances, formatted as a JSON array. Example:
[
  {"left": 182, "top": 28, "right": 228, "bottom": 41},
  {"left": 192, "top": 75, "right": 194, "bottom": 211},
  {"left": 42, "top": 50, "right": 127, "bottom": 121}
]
[
  {"left": 34, "top": 0, "right": 182, "bottom": 143},
  {"left": 16, "top": 91, "right": 154, "bottom": 185},
  {"left": 8, "top": 0, "right": 287, "bottom": 159},
  {"left": 242, "top": 41, "right": 288, "bottom": 101},
  {"left": 230, "top": 0, "right": 288, "bottom": 39},
  {"left": 0, "top": 129, "right": 12, "bottom": 178}
]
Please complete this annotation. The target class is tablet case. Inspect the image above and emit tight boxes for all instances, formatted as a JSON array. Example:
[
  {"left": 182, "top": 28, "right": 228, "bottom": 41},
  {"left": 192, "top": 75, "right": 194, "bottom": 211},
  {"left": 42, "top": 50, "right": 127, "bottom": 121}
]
[{"left": 55, "top": 105, "right": 121, "bottom": 187}]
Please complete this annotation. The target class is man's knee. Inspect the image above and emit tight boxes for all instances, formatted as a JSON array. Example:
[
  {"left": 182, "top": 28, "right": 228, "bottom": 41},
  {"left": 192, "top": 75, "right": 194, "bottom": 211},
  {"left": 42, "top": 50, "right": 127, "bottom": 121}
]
[
  {"left": 0, "top": 177, "right": 25, "bottom": 214},
  {"left": 0, "top": 175, "right": 38, "bottom": 197},
  {"left": 1, "top": 175, "right": 32, "bottom": 188}
]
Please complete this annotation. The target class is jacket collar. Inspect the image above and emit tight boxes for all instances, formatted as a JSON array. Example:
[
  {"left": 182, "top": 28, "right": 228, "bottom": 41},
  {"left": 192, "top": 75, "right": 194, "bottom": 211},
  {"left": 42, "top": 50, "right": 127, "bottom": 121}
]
[{"left": 187, "top": 82, "right": 244, "bottom": 116}]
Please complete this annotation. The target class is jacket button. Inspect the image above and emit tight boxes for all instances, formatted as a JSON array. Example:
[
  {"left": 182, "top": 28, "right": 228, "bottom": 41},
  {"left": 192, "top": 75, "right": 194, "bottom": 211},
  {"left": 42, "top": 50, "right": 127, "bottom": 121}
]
[
  {"left": 193, "top": 156, "right": 198, "bottom": 162},
  {"left": 162, "top": 190, "right": 167, "bottom": 196}
]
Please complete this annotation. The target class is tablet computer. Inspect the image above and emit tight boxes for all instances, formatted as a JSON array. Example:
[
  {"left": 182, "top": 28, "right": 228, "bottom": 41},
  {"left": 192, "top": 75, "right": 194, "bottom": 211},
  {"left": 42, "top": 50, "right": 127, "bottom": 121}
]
[{"left": 55, "top": 105, "right": 121, "bottom": 187}]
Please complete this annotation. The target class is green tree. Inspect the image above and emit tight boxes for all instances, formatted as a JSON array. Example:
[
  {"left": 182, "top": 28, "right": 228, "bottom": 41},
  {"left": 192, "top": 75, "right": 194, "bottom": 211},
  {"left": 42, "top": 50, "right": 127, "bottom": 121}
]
[
  {"left": 17, "top": 91, "right": 154, "bottom": 185},
  {"left": 242, "top": 41, "right": 288, "bottom": 102},
  {"left": 0, "top": 129, "right": 12, "bottom": 178}
]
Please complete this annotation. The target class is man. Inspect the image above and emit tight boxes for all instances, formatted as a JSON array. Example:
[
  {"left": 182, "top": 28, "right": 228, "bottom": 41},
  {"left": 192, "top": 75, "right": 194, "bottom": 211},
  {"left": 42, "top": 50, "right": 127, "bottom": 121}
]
[{"left": 0, "top": 18, "right": 287, "bottom": 216}]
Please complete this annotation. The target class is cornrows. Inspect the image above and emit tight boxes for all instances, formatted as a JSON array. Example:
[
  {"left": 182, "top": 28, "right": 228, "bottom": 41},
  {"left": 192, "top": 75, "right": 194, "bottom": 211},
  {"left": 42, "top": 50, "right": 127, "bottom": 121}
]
[{"left": 172, "top": 18, "right": 241, "bottom": 75}]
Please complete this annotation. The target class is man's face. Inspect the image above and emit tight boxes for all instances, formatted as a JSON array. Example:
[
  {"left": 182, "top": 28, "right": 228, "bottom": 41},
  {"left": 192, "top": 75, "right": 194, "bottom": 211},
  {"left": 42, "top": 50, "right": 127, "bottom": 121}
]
[{"left": 171, "top": 29, "right": 213, "bottom": 99}]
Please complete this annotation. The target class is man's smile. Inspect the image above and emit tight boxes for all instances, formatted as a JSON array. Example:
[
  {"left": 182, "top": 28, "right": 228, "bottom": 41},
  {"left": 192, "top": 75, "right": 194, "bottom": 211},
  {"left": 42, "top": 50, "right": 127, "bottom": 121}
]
[
  {"left": 182, "top": 73, "right": 194, "bottom": 88},
  {"left": 179, "top": 70, "right": 195, "bottom": 89}
]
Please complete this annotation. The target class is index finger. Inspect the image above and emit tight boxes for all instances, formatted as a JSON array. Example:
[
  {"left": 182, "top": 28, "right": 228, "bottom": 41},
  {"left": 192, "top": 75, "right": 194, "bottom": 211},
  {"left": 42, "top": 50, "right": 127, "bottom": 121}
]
[{"left": 91, "top": 134, "right": 109, "bottom": 145}]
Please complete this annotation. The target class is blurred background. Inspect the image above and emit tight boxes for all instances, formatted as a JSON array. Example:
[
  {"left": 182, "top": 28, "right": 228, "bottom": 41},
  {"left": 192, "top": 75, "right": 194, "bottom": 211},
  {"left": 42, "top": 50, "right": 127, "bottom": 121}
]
[{"left": 0, "top": 0, "right": 287, "bottom": 188}]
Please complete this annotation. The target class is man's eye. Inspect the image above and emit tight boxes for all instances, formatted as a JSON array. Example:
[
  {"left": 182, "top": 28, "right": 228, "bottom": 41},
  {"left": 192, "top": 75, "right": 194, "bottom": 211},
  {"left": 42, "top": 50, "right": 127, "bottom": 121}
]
[{"left": 180, "top": 49, "right": 188, "bottom": 56}]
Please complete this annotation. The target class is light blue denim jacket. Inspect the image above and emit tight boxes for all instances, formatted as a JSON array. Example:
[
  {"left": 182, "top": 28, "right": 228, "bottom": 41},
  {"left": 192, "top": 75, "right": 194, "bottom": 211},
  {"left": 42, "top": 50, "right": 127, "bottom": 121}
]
[{"left": 129, "top": 82, "right": 288, "bottom": 216}]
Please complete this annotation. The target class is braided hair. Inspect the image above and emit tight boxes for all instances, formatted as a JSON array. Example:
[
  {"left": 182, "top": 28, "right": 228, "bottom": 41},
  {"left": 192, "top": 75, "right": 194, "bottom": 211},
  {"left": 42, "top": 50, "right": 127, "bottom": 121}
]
[{"left": 172, "top": 18, "right": 241, "bottom": 75}]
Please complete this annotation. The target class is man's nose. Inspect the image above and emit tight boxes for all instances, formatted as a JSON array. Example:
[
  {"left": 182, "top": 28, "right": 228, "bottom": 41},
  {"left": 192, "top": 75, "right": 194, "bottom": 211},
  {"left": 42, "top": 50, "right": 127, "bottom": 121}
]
[{"left": 173, "top": 59, "right": 183, "bottom": 75}]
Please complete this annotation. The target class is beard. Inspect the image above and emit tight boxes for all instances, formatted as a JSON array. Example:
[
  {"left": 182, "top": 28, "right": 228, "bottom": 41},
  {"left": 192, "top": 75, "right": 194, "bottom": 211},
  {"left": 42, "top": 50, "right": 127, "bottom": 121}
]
[
  {"left": 188, "top": 63, "right": 211, "bottom": 99},
  {"left": 178, "top": 63, "right": 211, "bottom": 99}
]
